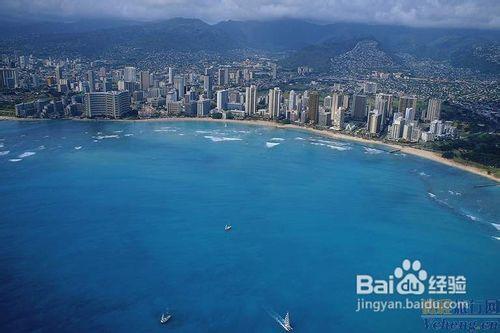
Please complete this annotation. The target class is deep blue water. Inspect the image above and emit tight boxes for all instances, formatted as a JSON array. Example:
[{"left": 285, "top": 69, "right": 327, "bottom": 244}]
[{"left": 0, "top": 120, "right": 498, "bottom": 332}]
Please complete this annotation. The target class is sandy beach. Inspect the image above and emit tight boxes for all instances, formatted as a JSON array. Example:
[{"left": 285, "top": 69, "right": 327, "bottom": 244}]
[{"left": 2, "top": 116, "right": 498, "bottom": 182}]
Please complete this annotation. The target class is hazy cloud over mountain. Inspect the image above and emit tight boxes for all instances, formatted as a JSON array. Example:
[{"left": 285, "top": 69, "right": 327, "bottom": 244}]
[{"left": 1, "top": 0, "right": 499, "bottom": 29}]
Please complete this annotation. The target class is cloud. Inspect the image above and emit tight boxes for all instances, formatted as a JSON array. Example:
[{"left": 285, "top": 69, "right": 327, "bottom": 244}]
[{"left": 1, "top": 0, "right": 499, "bottom": 29}]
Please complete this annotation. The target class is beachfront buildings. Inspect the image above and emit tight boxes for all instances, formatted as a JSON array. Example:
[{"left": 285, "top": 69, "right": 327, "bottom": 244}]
[
  {"left": 84, "top": 91, "right": 131, "bottom": 118},
  {"left": 245, "top": 85, "right": 257, "bottom": 115}
]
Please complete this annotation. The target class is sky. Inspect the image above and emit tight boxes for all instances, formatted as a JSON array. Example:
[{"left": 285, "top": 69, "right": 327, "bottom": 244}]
[{"left": 1, "top": 0, "right": 499, "bottom": 29}]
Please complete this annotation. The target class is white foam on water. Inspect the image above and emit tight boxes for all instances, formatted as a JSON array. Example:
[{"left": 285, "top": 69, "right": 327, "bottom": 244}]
[
  {"left": 270, "top": 137, "right": 285, "bottom": 141},
  {"left": 310, "top": 142, "right": 325, "bottom": 146},
  {"left": 74, "top": 146, "right": 82, "bottom": 150},
  {"left": 18, "top": 152, "right": 35, "bottom": 158},
  {"left": 95, "top": 135, "right": 119, "bottom": 139},
  {"left": 178, "top": 133, "right": 185, "bottom": 136},
  {"left": 204, "top": 135, "right": 242, "bottom": 142},
  {"left": 9, "top": 158, "right": 22, "bottom": 162},
  {"left": 266, "top": 142, "right": 280, "bottom": 148},
  {"left": 124, "top": 134, "right": 134, "bottom": 137},
  {"left": 419, "top": 171, "right": 430, "bottom": 177},
  {"left": 492, "top": 236, "right": 500, "bottom": 241},
  {"left": 465, "top": 214, "right": 479, "bottom": 222},
  {"left": 491, "top": 223, "right": 500, "bottom": 231},
  {"left": 0, "top": 143, "right": 3, "bottom": 148},
  {"left": 196, "top": 130, "right": 212, "bottom": 134},
  {"left": 93, "top": 140, "right": 98, "bottom": 142},
  {"left": 428, "top": 192, "right": 436, "bottom": 198},
  {"left": 327, "top": 145, "right": 351, "bottom": 151},
  {"left": 0, "top": 150, "right": 10, "bottom": 156},
  {"left": 38, "top": 145, "right": 46, "bottom": 150},
  {"left": 114, "top": 130, "right": 123, "bottom": 133},
  {"left": 295, "top": 137, "right": 306, "bottom": 140},
  {"left": 364, "top": 147, "right": 383, "bottom": 154},
  {"left": 448, "top": 190, "right": 462, "bottom": 196},
  {"left": 154, "top": 129, "right": 177, "bottom": 132}
]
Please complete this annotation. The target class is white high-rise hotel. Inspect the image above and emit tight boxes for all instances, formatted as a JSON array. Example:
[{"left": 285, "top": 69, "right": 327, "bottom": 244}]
[
  {"left": 245, "top": 85, "right": 257, "bottom": 115},
  {"left": 268, "top": 87, "right": 281, "bottom": 119}
]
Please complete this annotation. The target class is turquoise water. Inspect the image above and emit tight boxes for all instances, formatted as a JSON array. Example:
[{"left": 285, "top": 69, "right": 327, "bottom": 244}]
[{"left": 0, "top": 120, "right": 498, "bottom": 332}]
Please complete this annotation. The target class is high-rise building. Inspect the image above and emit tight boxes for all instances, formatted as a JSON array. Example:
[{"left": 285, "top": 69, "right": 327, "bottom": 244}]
[
  {"left": 367, "top": 109, "right": 382, "bottom": 134},
  {"left": 375, "top": 93, "right": 393, "bottom": 123},
  {"left": 55, "top": 66, "right": 63, "bottom": 81},
  {"left": 124, "top": 66, "right": 136, "bottom": 82},
  {"left": 270, "top": 63, "right": 277, "bottom": 80},
  {"left": 173, "top": 76, "right": 185, "bottom": 99},
  {"left": 216, "top": 90, "right": 228, "bottom": 111},
  {"left": 389, "top": 116, "right": 405, "bottom": 140},
  {"left": 203, "top": 75, "right": 212, "bottom": 98},
  {"left": 307, "top": 91, "right": 320, "bottom": 123},
  {"left": 218, "top": 68, "right": 228, "bottom": 86},
  {"left": 140, "top": 70, "right": 150, "bottom": 90},
  {"left": 351, "top": 94, "right": 367, "bottom": 120},
  {"left": 197, "top": 98, "right": 211, "bottom": 116},
  {"left": 84, "top": 91, "right": 130, "bottom": 118},
  {"left": 168, "top": 67, "right": 174, "bottom": 84},
  {"left": 324, "top": 96, "right": 332, "bottom": 109},
  {"left": 424, "top": 99, "right": 442, "bottom": 122},
  {"left": 330, "top": 92, "right": 343, "bottom": 121},
  {"left": 0, "top": 68, "right": 18, "bottom": 89},
  {"left": 87, "top": 70, "right": 95, "bottom": 92},
  {"left": 268, "top": 87, "right": 282, "bottom": 119},
  {"left": 404, "top": 107, "right": 416, "bottom": 121},
  {"left": 288, "top": 90, "right": 297, "bottom": 111},
  {"left": 332, "top": 106, "right": 345, "bottom": 130},
  {"left": 245, "top": 85, "right": 257, "bottom": 115},
  {"left": 398, "top": 96, "right": 417, "bottom": 114}
]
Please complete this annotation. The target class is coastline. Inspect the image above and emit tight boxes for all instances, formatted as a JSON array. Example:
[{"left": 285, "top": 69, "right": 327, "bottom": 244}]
[{"left": 2, "top": 116, "right": 498, "bottom": 182}]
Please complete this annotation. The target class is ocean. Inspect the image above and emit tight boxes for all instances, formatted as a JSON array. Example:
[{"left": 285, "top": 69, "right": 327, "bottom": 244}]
[{"left": 0, "top": 120, "right": 498, "bottom": 332}]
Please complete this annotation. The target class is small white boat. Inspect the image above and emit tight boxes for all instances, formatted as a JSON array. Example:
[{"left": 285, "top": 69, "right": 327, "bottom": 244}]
[
  {"left": 225, "top": 224, "right": 232, "bottom": 231},
  {"left": 160, "top": 312, "right": 172, "bottom": 324},
  {"left": 278, "top": 312, "right": 293, "bottom": 331}
]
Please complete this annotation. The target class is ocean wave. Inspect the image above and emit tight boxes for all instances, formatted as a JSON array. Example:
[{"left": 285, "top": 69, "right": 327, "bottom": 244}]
[
  {"left": 178, "top": 133, "right": 185, "bottom": 136},
  {"left": 9, "top": 158, "right": 22, "bottom": 162},
  {"left": 327, "top": 145, "right": 351, "bottom": 151},
  {"left": 18, "top": 152, "right": 35, "bottom": 158},
  {"left": 419, "top": 171, "right": 430, "bottom": 177},
  {"left": 204, "top": 135, "right": 242, "bottom": 142},
  {"left": 364, "top": 147, "right": 383, "bottom": 154},
  {"left": 490, "top": 223, "right": 500, "bottom": 231},
  {"left": 270, "top": 137, "right": 285, "bottom": 141},
  {"left": 154, "top": 129, "right": 177, "bottom": 132},
  {"left": 0, "top": 143, "right": 3, "bottom": 148},
  {"left": 428, "top": 192, "right": 436, "bottom": 198},
  {"left": 492, "top": 236, "right": 500, "bottom": 241},
  {"left": 38, "top": 145, "right": 46, "bottom": 150},
  {"left": 266, "top": 142, "right": 280, "bottom": 148},
  {"left": 295, "top": 137, "right": 306, "bottom": 140},
  {"left": 310, "top": 142, "right": 325, "bottom": 146},
  {"left": 95, "top": 135, "right": 119, "bottom": 140},
  {"left": 74, "top": 146, "right": 82, "bottom": 150},
  {"left": 448, "top": 190, "right": 462, "bottom": 196},
  {"left": 0, "top": 150, "right": 10, "bottom": 156},
  {"left": 465, "top": 214, "right": 479, "bottom": 222},
  {"left": 114, "top": 130, "right": 123, "bottom": 133},
  {"left": 124, "top": 134, "right": 134, "bottom": 137}
]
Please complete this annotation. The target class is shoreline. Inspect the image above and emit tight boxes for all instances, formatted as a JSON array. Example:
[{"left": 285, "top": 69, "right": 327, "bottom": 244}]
[{"left": 2, "top": 116, "right": 498, "bottom": 182}]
